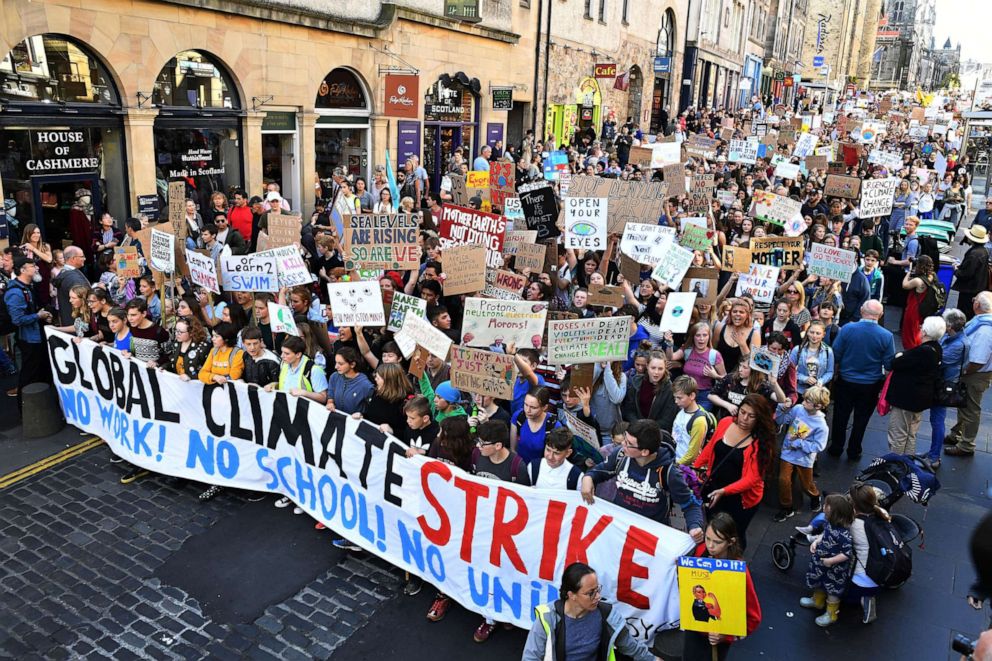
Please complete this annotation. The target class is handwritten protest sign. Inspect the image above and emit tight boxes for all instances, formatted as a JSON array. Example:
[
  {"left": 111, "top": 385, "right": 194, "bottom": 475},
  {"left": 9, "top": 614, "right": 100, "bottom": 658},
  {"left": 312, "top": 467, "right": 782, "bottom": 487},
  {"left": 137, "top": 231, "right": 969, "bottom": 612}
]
[
  {"left": 587, "top": 285, "right": 624, "bottom": 308},
  {"left": 808, "top": 243, "right": 857, "bottom": 283},
  {"left": 489, "top": 161, "right": 515, "bottom": 209},
  {"left": 115, "top": 246, "right": 141, "bottom": 278},
  {"left": 150, "top": 229, "right": 175, "bottom": 273},
  {"left": 858, "top": 177, "right": 900, "bottom": 218},
  {"left": 620, "top": 223, "right": 677, "bottom": 265},
  {"left": 650, "top": 239, "right": 694, "bottom": 289},
  {"left": 774, "top": 161, "right": 801, "bottom": 180},
  {"left": 448, "top": 173, "right": 468, "bottom": 206},
  {"left": 503, "top": 229, "right": 537, "bottom": 256},
  {"left": 562, "top": 408, "right": 601, "bottom": 451},
  {"left": 728, "top": 138, "right": 758, "bottom": 164},
  {"left": 749, "top": 346, "right": 782, "bottom": 376},
  {"left": 466, "top": 170, "right": 491, "bottom": 211},
  {"left": 678, "top": 556, "right": 747, "bottom": 637},
  {"left": 262, "top": 244, "right": 315, "bottom": 288},
  {"left": 327, "top": 281, "right": 386, "bottom": 327},
  {"left": 185, "top": 249, "right": 219, "bottom": 294},
  {"left": 547, "top": 316, "right": 632, "bottom": 365},
  {"left": 751, "top": 189, "right": 802, "bottom": 227},
  {"left": 168, "top": 181, "right": 186, "bottom": 239},
  {"left": 387, "top": 292, "right": 428, "bottom": 333},
  {"left": 265, "top": 214, "right": 302, "bottom": 249},
  {"left": 442, "top": 244, "right": 487, "bottom": 296},
  {"left": 824, "top": 174, "right": 862, "bottom": 200},
  {"left": 793, "top": 132, "right": 818, "bottom": 158},
  {"left": 484, "top": 269, "right": 528, "bottom": 299},
  {"left": 267, "top": 302, "right": 300, "bottom": 336},
  {"left": 736, "top": 264, "right": 780, "bottom": 303},
  {"left": 564, "top": 197, "right": 608, "bottom": 250},
  {"left": 647, "top": 142, "right": 681, "bottom": 168},
  {"left": 220, "top": 253, "right": 279, "bottom": 292},
  {"left": 396, "top": 312, "right": 452, "bottom": 359},
  {"left": 343, "top": 213, "right": 420, "bottom": 270},
  {"left": 681, "top": 267, "right": 719, "bottom": 304},
  {"left": 804, "top": 154, "right": 828, "bottom": 171},
  {"left": 46, "top": 328, "right": 692, "bottom": 639},
  {"left": 439, "top": 204, "right": 507, "bottom": 268},
  {"left": 565, "top": 176, "right": 669, "bottom": 234},
  {"left": 716, "top": 190, "right": 737, "bottom": 207},
  {"left": 660, "top": 291, "right": 697, "bottom": 333},
  {"left": 663, "top": 164, "right": 688, "bottom": 196},
  {"left": 503, "top": 196, "right": 524, "bottom": 224},
  {"left": 518, "top": 182, "right": 561, "bottom": 240},
  {"left": 461, "top": 298, "right": 548, "bottom": 350},
  {"left": 514, "top": 243, "right": 546, "bottom": 273},
  {"left": 867, "top": 149, "right": 903, "bottom": 170},
  {"left": 750, "top": 236, "right": 805, "bottom": 270},
  {"left": 722, "top": 246, "right": 752, "bottom": 273},
  {"left": 680, "top": 224, "right": 712, "bottom": 252},
  {"left": 450, "top": 346, "right": 517, "bottom": 400}
]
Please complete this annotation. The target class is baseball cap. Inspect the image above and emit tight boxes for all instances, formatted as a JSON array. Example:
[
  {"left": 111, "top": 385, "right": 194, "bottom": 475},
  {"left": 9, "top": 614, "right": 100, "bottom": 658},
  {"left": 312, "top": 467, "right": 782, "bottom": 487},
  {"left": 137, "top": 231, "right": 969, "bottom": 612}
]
[{"left": 265, "top": 192, "right": 283, "bottom": 203}]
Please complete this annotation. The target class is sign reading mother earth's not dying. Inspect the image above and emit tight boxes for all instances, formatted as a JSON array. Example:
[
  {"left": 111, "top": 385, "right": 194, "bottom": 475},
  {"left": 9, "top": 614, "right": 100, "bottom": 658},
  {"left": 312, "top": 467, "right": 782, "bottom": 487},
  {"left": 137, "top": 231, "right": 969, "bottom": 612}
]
[
  {"left": 343, "top": 214, "right": 420, "bottom": 270},
  {"left": 547, "top": 316, "right": 632, "bottom": 364}
]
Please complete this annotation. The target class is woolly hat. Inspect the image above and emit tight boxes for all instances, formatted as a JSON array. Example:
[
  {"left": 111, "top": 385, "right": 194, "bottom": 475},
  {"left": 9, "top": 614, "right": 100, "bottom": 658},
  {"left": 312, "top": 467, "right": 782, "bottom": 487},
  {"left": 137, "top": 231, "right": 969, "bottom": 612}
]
[{"left": 434, "top": 380, "right": 461, "bottom": 404}]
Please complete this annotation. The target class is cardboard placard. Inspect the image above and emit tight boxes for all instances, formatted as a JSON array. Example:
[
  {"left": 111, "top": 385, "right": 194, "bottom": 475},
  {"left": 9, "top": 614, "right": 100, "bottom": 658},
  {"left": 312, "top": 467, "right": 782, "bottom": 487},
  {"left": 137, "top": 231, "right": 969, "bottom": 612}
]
[
  {"left": 807, "top": 243, "right": 857, "bottom": 283},
  {"left": 262, "top": 244, "right": 316, "bottom": 289},
  {"left": 619, "top": 254, "right": 642, "bottom": 283},
  {"left": 461, "top": 298, "right": 549, "bottom": 350},
  {"left": 749, "top": 346, "right": 782, "bottom": 376},
  {"left": 407, "top": 345, "right": 428, "bottom": 378},
  {"left": 749, "top": 235, "right": 805, "bottom": 271},
  {"left": 663, "top": 164, "right": 688, "bottom": 196},
  {"left": 677, "top": 556, "right": 748, "bottom": 637},
  {"left": 681, "top": 268, "right": 718, "bottom": 304},
  {"left": 168, "top": 181, "right": 186, "bottom": 239},
  {"left": 466, "top": 170, "right": 491, "bottom": 211},
  {"left": 448, "top": 173, "right": 468, "bottom": 206},
  {"left": 680, "top": 224, "right": 713, "bottom": 252},
  {"left": 547, "top": 316, "right": 632, "bottom": 365},
  {"left": 449, "top": 345, "right": 517, "bottom": 400},
  {"left": 565, "top": 176, "right": 669, "bottom": 234},
  {"left": 442, "top": 244, "right": 488, "bottom": 296},
  {"left": 396, "top": 313, "right": 452, "bottom": 360},
  {"left": 804, "top": 154, "right": 828, "bottom": 171},
  {"left": 824, "top": 174, "right": 862, "bottom": 200},
  {"left": 650, "top": 241, "right": 694, "bottom": 289},
  {"left": 858, "top": 177, "right": 900, "bottom": 218},
  {"left": 484, "top": 269, "right": 528, "bottom": 299},
  {"left": 343, "top": 213, "right": 420, "bottom": 270},
  {"left": 728, "top": 138, "right": 758, "bottom": 164},
  {"left": 518, "top": 182, "right": 561, "bottom": 240},
  {"left": 774, "top": 162, "right": 801, "bottom": 180},
  {"left": 514, "top": 243, "right": 546, "bottom": 273},
  {"left": 149, "top": 229, "right": 175, "bottom": 273},
  {"left": 587, "top": 285, "right": 624, "bottom": 308},
  {"left": 439, "top": 204, "right": 507, "bottom": 268},
  {"left": 220, "top": 253, "right": 279, "bottom": 292},
  {"left": 114, "top": 246, "right": 141, "bottom": 278},
  {"left": 568, "top": 363, "right": 595, "bottom": 396},
  {"left": 619, "top": 223, "right": 677, "bottom": 266},
  {"left": 489, "top": 161, "right": 515, "bottom": 210},
  {"left": 503, "top": 229, "right": 538, "bottom": 256},
  {"left": 735, "top": 264, "right": 780, "bottom": 304},
  {"left": 268, "top": 302, "right": 300, "bottom": 336},
  {"left": 750, "top": 189, "right": 802, "bottom": 227},
  {"left": 722, "top": 246, "right": 752, "bottom": 273},
  {"left": 184, "top": 249, "right": 220, "bottom": 294},
  {"left": 387, "top": 291, "right": 428, "bottom": 333},
  {"left": 265, "top": 214, "right": 302, "bottom": 249},
  {"left": 327, "top": 281, "right": 386, "bottom": 327}
]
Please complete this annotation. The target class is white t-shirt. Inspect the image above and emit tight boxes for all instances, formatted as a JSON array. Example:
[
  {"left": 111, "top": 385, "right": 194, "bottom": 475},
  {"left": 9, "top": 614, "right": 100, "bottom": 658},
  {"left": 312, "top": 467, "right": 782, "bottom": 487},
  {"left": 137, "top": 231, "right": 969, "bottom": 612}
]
[
  {"left": 673, "top": 409, "right": 693, "bottom": 461},
  {"left": 850, "top": 517, "right": 878, "bottom": 588},
  {"left": 535, "top": 459, "right": 574, "bottom": 490}
]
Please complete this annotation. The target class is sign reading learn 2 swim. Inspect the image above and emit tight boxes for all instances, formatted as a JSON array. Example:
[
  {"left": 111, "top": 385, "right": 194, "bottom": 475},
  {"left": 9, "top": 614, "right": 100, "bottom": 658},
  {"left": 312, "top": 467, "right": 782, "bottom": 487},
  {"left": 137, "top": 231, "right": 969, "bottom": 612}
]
[{"left": 46, "top": 330, "right": 692, "bottom": 638}]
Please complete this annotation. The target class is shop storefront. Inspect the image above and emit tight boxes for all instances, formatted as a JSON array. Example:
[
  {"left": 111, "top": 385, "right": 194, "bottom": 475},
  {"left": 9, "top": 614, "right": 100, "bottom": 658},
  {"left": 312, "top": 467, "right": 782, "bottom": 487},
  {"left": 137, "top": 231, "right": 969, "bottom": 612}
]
[
  {"left": 261, "top": 111, "right": 300, "bottom": 210},
  {"left": 546, "top": 77, "right": 602, "bottom": 149},
  {"left": 650, "top": 9, "right": 676, "bottom": 133},
  {"left": 1, "top": 34, "right": 128, "bottom": 245},
  {"left": 152, "top": 50, "right": 243, "bottom": 215},
  {"left": 738, "top": 55, "right": 763, "bottom": 109},
  {"left": 423, "top": 73, "right": 480, "bottom": 191},
  {"left": 315, "top": 68, "right": 371, "bottom": 187}
]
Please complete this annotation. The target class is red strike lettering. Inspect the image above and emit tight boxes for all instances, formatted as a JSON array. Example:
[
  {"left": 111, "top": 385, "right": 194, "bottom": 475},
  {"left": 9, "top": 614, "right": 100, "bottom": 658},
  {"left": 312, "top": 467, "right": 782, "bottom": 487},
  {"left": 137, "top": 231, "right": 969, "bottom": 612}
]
[
  {"left": 616, "top": 525, "right": 658, "bottom": 609},
  {"left": 453, "top": 476, "right": 491, "bottom": 563},
  {"left": 565, "top": 507, "right": 613, "bottom": 565},
  {"left": 538, "top": 500, "right": 568, "bottom": 581},
  {"left": 490, "top": 487, "right": 529, "bottom": 573},
  {"left": 416, "top": 461, "right": 452, "bottom": 546}
]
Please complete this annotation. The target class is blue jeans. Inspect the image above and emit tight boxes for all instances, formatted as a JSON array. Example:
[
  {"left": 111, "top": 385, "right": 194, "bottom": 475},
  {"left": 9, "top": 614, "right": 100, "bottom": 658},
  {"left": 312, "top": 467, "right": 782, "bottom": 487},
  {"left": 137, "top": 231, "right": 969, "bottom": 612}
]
[
  {"left": 928, "top": 406, "right": 947, "bottom": 460},
  {"left": 0, "top": 344, "right": 15, "bottom": 373}
]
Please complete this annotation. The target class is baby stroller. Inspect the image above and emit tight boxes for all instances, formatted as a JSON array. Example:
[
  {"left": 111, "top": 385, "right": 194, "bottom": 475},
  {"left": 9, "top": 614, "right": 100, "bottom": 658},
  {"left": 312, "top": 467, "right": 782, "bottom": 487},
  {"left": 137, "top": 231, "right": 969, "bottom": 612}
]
[{"left": 770, "top": 454, "right": 939, "bottom": 573}]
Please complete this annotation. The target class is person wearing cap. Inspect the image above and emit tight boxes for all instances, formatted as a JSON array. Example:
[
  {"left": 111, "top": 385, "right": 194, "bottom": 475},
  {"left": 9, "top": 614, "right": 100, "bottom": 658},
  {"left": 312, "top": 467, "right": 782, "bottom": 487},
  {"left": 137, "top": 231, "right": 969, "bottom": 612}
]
[
  {"left": 257, "top": 192, "right": 297, "bottom": 244},
  {"left": 952, "top": 224, "right": 992, "bottom": 320},
  {"left": 419, "top": 376, "right": 466, "bottom": 422},
  {"left": 973, "top": 198, "right": 992, "bottom": 234},
  {"left": 263, "top": 183, "right": 291, "bottom": 212}
]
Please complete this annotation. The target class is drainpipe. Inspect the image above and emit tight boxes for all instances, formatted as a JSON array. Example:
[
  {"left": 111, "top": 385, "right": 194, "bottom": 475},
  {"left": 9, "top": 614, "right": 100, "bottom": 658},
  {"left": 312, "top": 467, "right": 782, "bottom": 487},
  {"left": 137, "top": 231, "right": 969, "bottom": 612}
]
[{"left": 531, "top": 0, "right": 544, "bottom": 135}]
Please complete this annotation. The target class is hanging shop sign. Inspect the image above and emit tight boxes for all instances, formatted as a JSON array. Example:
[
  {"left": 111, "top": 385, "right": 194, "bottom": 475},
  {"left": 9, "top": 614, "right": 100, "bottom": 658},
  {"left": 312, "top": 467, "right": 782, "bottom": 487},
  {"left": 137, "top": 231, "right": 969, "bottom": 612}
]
[
  {"left": 492, "top": 87, "right": 513, "bottom": 111},
  {"left": 26, "top": 130, "right": 99, "bottom": 173},
  {"left": 384, "top": 75, "right": 420, "bottom": 119},
  {"left": 594, "top": 63, "right": 618, "bottom": 79}
]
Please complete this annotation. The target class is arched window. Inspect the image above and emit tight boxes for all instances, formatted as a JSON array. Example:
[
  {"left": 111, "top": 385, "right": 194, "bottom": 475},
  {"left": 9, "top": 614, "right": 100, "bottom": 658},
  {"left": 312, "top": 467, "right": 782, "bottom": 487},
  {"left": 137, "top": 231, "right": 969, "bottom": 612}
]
[
  {"left": 315, "top": 68, "right": 372, "bottom": 183},
  {"left": 657, "top": 10, "right": 674, "bottom": 57},
  {"left": 315, "top": 68, "right": 369, "bottom": 111},
  {"left": 0, "top": 34, "right": 119, "bottom": 105},
  {"left": 152, "top": 50, "right": 239, "bottom": 109}
]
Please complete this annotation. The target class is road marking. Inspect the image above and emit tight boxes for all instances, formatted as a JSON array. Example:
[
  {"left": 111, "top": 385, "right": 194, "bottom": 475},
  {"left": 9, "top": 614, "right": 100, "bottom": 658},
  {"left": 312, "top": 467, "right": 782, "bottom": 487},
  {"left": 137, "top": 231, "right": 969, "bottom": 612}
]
[{"left": 0, "top": 436, "right": 103, "bottom": 489}]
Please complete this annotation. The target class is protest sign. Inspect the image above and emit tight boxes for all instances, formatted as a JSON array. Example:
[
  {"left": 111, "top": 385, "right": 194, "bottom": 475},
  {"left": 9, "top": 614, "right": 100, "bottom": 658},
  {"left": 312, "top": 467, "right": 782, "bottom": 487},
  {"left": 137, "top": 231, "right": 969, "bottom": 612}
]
[
  {"left": 450, "top": 346, "right": 517, "bottom": 401},
  {"left": 587, "top": 285, "right": 624, "bottom": 308},
  {"left": 751, "top": 189, "right": 802, "bottom": 227},
  {"left": 484, "top": 269, "right": 528, "bottom": 299},
  {"left": 448, "top": 173, "right": 468, "bottom": 206},
  {"left": 722, "top": 246, "right": 752, "bottom": 273},
  {"left": 267, "top": 302, "right": 300, "bottom": 336},
  {"left": 439, "top": 204, "right": 507, "bottom": 268},
  {"left": 518, "top": 182, "right": 561, "bottom": 240},
  {"left": 115, "top": 246, "right": 141, "bottom": 278},
  {"left": 663, "top": 164, "right": 688, "bottom": 196},
  {"left": 629, "top": 145, "right": 655, "bottom": 169},
  {"left": 489, "top": 160, "right": 515, "bottom": 209},
  {"left": 783, "top": 213, "right": 808, "bottom": 238},
  {"left": 387, "top": 292, "right": 428, "bottom": 333},
  {"left": 749, "top": 346, "right": 782, "bottom": 376},
  {"left": 562, "top": 408, "right": 601, "bottom": 451},
  {"left": 462, "top": 298, "right": 549, "bottom": 350},
  {"left": 651, "top": 240, "right": 694, "bottom": 289},
  {"left": 807, "top": 243, "right": 857, "bottom": 283},
  {"left": 858, "top": 177, "right": 899, "bottom": 218},
  {"left": 719, "top": 127, "right": 734, "bottom": 142},
  {"left": 648, "top": 142, "right": 681, "bottom": 168},
  {"left": 343, "top": 213, "right": 420, "bottom": 270},
  {"left": 442, "top": 244, "right": 488, "bottom": 296},
  {"left": 265, "top": 214, "right": 302, "bottom": 249},
  {"left": 660, "top": 291, "right": 697, "bottom": 333},
  {"left": 503, "top": 229, "right": 537, "bottom": 256},
  {"left": 824, "top": 174, "right": 862, "bottom": 200},
  {"left": 184, "top": 249, "right": 220, "bottom": 294},
  {"left": 514, "top": 243, "right": 546, "bottom": 273},
  {"left": 684, "top": 136, "right": 719, "bottom": 160},
  {"left": 564, "top": 197, "right": 608, "bottom": 251},
  {"left": 547, "top": 316, "right": 632, "bottom": 365},
  {"left": 736, "top": 264, "right": 779, "bottom": 303},
  {"left": 793, "top": 132, "right": 818, "bottom": 158},
  {"left": 47, "top": 329, "right": 691, "bottom": 638},
  {"left": 565, "top": 176, "right": 669, "bottom": 234},
  {"left": 149, "top": 229, "right": 176, "bottom": 273},
  {"left": 804, "top": 154, "right": 828, "bottom": 171},
  {"left": 716, "top": 190, "right": 737, "bottom": 207},
  {"left": 774, "top": 161, "right": 801, "bottom": 180},
  {"left": 220, "top": 253, "right": 279, "bottom": 292},
  {"left": 728, "top": 138, "right": 758, "bottom": 164},
  {"left": 327, "top": 281, "right": 386, "bottom": 327},
  {"left": 678, "top": 556, "right": 747, "bottom": 637},
  {"left": 679, "top": 224, "right": 712, "bottom": 252},
  {"left": 827, "top": 161, "right": 847, "bottom": 174},
  {"left": 262, "top": 244, "right": 316, "bottom": 288},
  {"left": 681, "top": 268, "right": 719, "bottom": 304},
  {"left": 168, "top": 181, "right": 186, "bottom": 238},
  {"left": 466, "top": 170, "right": 491, "bottom": 211},
  {"left": 685, "top": 186, "right": 711, "bottom": 215},
  {"left": 396, "top": 312, "right": 452, "bottom": 360},
  {"left": 503, "top": 196, "right": 524, "bottom": 224},
  {"left": 867, "top": 149, "right": 903, "bottom": 170},
  {"left": 558, "top": 171, "right": 573, "bottom": 195},
  {"left": 749, "top": 236, "right": 804, "bottom": 271},
  {"left": 619, "top": 254, "right": 642, "bottom": 283}
]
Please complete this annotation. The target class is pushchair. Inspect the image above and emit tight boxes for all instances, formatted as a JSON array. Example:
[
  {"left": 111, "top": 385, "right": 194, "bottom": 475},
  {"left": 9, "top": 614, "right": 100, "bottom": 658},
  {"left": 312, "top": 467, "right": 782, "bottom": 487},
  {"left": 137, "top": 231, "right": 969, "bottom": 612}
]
[{"left": 770, "top": 454, "right": 939, "bottom": 574}]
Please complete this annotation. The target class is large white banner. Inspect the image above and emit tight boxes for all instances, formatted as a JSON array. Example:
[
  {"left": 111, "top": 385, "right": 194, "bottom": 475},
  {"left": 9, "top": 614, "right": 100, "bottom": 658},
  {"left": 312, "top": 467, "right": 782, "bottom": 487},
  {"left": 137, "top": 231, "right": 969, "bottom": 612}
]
[{"left": 45, "top": 330, "right": 691, "bottom": 639}]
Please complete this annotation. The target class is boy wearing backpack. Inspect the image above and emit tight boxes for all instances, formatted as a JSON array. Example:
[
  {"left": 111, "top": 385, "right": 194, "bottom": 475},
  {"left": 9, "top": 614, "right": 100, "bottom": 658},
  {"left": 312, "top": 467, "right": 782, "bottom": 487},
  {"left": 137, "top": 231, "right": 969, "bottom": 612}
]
[
  {"left": 469, "top": 420, "right": 530, "bottom": 643},
  {"left": 529, "top": 427, "right": 584, "bottom": 490},
  {"left": 773, "top": 386, "right": 830, "bottom": 521},
  {"left": 671, "top": 375, "right": 715, "bottom": 466}
]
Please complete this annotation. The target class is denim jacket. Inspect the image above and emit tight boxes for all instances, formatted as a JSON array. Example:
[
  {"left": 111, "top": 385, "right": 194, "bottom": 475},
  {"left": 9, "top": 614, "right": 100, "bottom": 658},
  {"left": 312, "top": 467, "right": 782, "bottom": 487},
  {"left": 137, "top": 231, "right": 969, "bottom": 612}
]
[
  {"left": 939, "top": 332, "right": 967, "bottom": 382},
  {"left": 790, "top": 343, "right": 835, "bottom": 393}
]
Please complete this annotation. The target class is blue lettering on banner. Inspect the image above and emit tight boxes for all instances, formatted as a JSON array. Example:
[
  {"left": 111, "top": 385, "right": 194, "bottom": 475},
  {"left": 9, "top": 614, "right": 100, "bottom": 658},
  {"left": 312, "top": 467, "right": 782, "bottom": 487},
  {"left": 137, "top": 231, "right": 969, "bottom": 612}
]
[{"left": 56, "top": 386, "right": 91, "bottom": 425}]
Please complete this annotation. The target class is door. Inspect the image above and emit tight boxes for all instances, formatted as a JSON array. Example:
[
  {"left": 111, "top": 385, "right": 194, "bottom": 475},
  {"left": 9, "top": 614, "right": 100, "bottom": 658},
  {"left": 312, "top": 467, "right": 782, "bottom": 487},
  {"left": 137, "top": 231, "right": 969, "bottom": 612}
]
[
  {"left": 30, "top": 173, "right": 102, "bottom": 248},
  {"left": 425, "top": 124, "right": 463, "bottom": 192}
]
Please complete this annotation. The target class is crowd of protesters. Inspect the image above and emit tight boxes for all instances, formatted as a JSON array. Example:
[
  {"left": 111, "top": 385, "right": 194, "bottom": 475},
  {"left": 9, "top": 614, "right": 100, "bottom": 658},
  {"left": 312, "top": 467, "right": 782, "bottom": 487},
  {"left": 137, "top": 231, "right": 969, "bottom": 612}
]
[{"left": 4, "top": 88, "right": 992, "bottom": 660}]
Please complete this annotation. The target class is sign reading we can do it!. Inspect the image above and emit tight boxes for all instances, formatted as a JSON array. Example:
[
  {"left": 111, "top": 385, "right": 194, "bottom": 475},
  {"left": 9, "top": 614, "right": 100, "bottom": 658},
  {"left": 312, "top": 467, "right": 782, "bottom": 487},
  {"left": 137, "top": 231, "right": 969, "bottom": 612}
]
[{"left": 564, "top": 197, "right": 608, "bottom": 251}]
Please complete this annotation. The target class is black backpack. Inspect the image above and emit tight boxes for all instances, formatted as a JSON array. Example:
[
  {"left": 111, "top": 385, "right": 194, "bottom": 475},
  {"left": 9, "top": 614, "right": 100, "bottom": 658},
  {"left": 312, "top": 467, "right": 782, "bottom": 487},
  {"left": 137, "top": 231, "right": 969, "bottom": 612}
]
[
  {"left": 859, "top": 515, "right": 912, "bottom": 588},
  {"left": 0, "top": 282, "right": 30, "bottom": 336},
  {"left": 918, "top": 277, "right": 946, "bottom": 318}
]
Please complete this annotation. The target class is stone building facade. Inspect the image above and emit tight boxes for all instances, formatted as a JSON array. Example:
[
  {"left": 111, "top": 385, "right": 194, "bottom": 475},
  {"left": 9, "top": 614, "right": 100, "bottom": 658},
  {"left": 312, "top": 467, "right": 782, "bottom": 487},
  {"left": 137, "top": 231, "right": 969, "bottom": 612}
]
[
  {"left": 799, "top": 0, "right": 881, "bottom": 103},
  {"left": 870, "top": 0, "right": 935, "bottom": 91}
]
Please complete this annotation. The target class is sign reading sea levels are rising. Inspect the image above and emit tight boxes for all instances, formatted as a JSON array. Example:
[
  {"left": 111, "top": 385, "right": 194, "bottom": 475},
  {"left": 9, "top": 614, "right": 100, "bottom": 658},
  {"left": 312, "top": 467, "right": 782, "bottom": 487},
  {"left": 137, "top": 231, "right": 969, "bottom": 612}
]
[
  {"left": 343, "top": 214, "right": 420, "bottom": 270},
  {"left": 547, "top": 316, "right": 632, "bottom": 365}
]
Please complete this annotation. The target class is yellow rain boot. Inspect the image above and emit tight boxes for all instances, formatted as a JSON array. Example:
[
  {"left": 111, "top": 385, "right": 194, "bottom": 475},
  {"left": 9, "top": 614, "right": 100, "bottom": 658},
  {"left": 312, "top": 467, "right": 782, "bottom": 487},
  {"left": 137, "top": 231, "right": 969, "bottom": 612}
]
[
  {"left": 800, "top": 590, "right": 826, "bottom": 610},
  {"left": 816, "top": 599, "right": 840, "bottom": 627}
]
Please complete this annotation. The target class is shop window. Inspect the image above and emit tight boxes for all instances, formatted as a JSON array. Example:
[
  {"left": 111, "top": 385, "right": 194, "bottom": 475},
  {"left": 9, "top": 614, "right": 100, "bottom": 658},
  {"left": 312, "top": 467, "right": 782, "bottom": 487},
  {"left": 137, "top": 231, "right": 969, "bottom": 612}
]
[
  {"left": 153, "top": 51, "right": 239, "bottom": 109},
  {"left": 154, "top": 126, "right": 242, "bottom": 217},
  {"left": 315, "top": 128, "right": 368, "bottom": 180},
  {"left": 1, "top": 34, "right": 119, "bottom": 105},
  {"left": 315, "top": 68, "right": 368, "bottom": 111},
  {"left": 445, "top": 0, "right": 481, "bottom": 22}
]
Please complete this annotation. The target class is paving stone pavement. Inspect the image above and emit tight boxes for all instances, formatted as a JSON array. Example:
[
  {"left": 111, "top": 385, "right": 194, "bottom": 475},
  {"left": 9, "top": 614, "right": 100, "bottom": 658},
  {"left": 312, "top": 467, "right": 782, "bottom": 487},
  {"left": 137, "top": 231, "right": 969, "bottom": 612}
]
[{"left": 0, "top": 444, "right": 403, "bottom": 660}]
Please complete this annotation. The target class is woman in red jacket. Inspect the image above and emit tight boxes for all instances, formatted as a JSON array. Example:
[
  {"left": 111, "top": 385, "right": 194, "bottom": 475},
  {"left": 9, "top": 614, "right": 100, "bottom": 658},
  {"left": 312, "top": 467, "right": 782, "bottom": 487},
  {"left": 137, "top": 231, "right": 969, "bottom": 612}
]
[
  {"left": 682, "top": 512, "right": 762, "bottom": 661},
  {"left": 693, "top": 393, "right": 774, "bottom": 549}
]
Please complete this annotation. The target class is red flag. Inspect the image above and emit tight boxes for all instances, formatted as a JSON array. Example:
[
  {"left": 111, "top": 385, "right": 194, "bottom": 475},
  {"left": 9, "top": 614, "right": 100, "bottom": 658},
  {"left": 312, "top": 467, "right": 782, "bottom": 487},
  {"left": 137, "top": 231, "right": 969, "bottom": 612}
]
[{"left": 613, "top": 70, "right": 630, "bottom": 91}]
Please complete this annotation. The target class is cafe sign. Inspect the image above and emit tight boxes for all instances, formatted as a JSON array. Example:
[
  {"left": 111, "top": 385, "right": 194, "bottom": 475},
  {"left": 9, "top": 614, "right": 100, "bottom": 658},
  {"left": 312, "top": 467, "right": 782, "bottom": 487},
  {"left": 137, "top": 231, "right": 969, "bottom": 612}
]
[
  {"left": 594, "top": 63, "right": 617, "bottom": 79},
  {"left": 26, "top": 130, "right": 99, "bottom": 173}
]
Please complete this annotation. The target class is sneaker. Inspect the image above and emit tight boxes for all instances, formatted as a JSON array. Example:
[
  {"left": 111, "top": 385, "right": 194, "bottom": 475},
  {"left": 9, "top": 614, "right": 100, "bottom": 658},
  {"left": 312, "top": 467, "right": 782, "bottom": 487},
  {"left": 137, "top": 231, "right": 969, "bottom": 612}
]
[
  {"left": 427, "top": 595, "right": 452, "bottom": 622},
  {"left": 315, "top": 521, "right": 326, "bottom": 530},
  {"left": 5, "top": 387, "right": 17, "bottom": 397},
  {"left": 473, "top": 621, "right": 496, "bottom": 643},
  {"left": 795, "top": 524, "right": 815, "bottom": 535},
  {"left": 810, "top": 495, "right": 822, "bottom": 512},
  {"left": 861, "top": 596, "right": 877, "bottom": 624},
  {"left": 331, "top": 538, "right": 361, "bottom": 552},
  {"left": 292, "top": 507, "right": 303, "bottom": 515},
  {"left": 120, "top": 467, "right": 149, "bottom": 484},
  {"left": 944, "top": 445, "right": 975, "bottom": 457},
  {"left": 943, "top": 435, "right": 959, "bottom": 446},
  {"left": 774, "top": 509, "right": 796, "bottom": 522},
  {"left": 199, "top": 485, "right": 222, "bottom": 501},
  {"left": 274, "top": 496, "right": 292, "bottom": 508},
  {"left": 403, "top": 577, "right": 423, "bottom": 596}
]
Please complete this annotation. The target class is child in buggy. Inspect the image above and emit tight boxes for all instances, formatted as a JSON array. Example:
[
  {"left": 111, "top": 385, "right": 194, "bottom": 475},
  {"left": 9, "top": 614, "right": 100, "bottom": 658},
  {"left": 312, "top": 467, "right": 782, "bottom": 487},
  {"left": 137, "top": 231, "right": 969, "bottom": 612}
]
[{"left": 772, "top": 454, "right": 939, "bottom": 624}]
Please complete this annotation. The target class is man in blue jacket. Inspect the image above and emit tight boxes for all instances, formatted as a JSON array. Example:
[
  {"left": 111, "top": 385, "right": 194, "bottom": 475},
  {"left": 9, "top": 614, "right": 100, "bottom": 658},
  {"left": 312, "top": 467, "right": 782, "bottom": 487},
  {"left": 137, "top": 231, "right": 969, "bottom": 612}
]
[
  {"left": 5, "top": 256, "right": 53, "bottom": 409},
  {"left": 840, "top": 264, "right": 870, "bottom": 325},
  {"left": 827, "top": 300, "right": 895, "bottom": 460}
]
